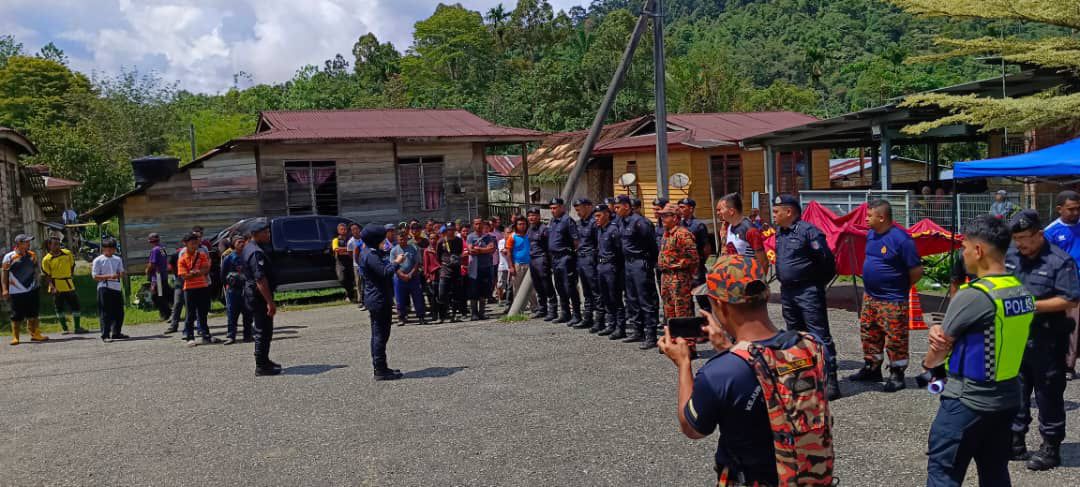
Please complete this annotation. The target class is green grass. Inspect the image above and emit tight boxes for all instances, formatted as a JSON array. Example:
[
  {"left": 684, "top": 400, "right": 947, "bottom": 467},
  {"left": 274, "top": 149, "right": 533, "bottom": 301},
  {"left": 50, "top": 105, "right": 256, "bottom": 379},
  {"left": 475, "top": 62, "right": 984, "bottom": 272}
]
[{"left": 1, "top": 273, "right": 351, "bottom": 336}]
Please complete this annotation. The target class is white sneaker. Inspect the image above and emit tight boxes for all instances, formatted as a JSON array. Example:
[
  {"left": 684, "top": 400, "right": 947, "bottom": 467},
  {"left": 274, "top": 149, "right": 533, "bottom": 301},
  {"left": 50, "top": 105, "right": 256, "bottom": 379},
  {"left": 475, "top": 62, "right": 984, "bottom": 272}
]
[{"left": 185, "top": 339, "right": 198, "bottom": 348}]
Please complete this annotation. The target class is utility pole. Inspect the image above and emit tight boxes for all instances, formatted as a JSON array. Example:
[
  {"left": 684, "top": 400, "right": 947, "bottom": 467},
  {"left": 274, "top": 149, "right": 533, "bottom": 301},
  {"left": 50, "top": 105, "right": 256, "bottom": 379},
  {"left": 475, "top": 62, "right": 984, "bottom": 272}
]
[
  {"left": 189, "top": 123, "right": 197, "bottom": 162},
  {"left": 652, "top": 0, "right": 669, "bottom": 200}
]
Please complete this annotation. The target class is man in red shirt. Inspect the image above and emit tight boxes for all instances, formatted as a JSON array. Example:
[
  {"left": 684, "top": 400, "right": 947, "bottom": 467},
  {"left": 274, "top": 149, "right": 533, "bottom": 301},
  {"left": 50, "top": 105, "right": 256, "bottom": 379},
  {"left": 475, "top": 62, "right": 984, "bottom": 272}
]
[
  {"left": 715, "top": 193, "right": 768, "bottom": 271},
  {"left": 178, "top": 233, "right": 215, "bottom": 346}
]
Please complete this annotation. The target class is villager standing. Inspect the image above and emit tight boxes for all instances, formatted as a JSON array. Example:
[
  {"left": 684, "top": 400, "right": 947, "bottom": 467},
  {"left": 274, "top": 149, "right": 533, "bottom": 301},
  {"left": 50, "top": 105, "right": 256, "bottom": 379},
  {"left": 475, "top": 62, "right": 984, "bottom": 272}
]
[
  {"left": 42, "top": 236, "right": 86, "bottom": 334},
  {"left": 3, "top": 234, "right": 47, "bottom": 345}
]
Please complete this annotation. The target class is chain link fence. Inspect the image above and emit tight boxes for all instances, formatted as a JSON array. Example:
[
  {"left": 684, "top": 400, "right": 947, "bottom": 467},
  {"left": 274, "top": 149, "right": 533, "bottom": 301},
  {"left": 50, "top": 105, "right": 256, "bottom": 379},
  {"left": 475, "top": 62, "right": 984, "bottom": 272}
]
[{"left": 798, "top": 190, "right": 1058, "bottom": 231}]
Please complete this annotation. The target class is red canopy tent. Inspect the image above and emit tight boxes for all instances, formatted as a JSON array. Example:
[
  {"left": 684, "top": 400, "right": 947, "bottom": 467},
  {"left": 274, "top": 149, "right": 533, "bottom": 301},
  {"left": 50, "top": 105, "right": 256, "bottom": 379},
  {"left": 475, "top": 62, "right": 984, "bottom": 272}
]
[{"left": 764, "top": 201, "right": 963, "bottom": 277}]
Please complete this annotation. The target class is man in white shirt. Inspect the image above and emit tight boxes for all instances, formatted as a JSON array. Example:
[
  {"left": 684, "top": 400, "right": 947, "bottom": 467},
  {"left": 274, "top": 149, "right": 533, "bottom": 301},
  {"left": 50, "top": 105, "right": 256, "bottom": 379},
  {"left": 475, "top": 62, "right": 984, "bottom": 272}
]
[
  {"left": 92, "top": 238, "right": 127, "bottom": 342},
  {"left": 2, "top": 234, "right": 47, "bottom": 345},
  {"left": 497, "top": 225, "right": 511, "bottom": 304}
]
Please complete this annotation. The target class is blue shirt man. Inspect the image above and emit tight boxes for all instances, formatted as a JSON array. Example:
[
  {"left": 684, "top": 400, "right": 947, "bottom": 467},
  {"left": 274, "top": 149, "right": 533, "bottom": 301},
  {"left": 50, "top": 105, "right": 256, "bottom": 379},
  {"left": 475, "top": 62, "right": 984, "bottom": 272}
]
[{"left": 863, "top": 226, "right": 921, "bottom": 301}]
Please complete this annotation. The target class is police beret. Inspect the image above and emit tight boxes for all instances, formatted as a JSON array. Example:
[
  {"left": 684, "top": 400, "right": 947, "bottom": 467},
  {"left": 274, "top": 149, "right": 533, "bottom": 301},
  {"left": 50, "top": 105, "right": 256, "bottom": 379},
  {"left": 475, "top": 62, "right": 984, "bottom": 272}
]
[
  {"left": 630, "top": 197, "right": 642, "bottom": 207},
  {"left": 572, "top": 197, "right": 593, "bottom": 206},
  {"left": 1009, "top": 209, "right": 1041, "bottom": 233},
  {"left": 678, "top": 197, "right": 696, "bottom": 207},
  {"left": 773, "top": 194, "right": 800, "bottom": 208},
  {"left": 614, "top": 195, "right": 632, "bottom": 205},
  {"left": 244, "top": 217, "right": 270, "bottom": 234},
  {"left": 361, "top": 224, "right": 387, "bottom": 247},
  {"left": 526, "top": 207, "right": 542, "bottom": 215},
  {"left": 652, "top": 197, "right": 669, "bottom": 207},
  {"left": 549, "top": 197, "right": 566, "bottom": 206}
]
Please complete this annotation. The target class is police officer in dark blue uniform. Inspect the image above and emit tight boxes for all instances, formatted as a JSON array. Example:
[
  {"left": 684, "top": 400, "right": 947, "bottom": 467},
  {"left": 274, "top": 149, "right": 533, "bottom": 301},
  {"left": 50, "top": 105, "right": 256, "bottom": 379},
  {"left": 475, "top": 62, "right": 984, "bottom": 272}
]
[
  {"left": 772, "top": 194, "right": 840, "bottom": 399},
  {"left": 1005, "top": 210, "right": 1080, "bottom": 470},
  {"left": 359, "top": 223, "right": 407, "bottom": 381},
  {"left": 526, "top": 208, "right": 556, "bottom": 321},
  {"left": 548, "top": 197, "right": 581, "bottom": 325},
  {"left": 573, "top": 198, "right": 601, "bottom": 331},
  {"left": 595, "top": 204, "right": 627, "bottom": 339},
  {"left": 678, "top": 197, "right": 712, "bottom": 312},
  {"left": 615, "top": 195, "right": 661, "bottom": 349},
  {"left": 241, "top": 218, "right": 282, "bottom": 376}
]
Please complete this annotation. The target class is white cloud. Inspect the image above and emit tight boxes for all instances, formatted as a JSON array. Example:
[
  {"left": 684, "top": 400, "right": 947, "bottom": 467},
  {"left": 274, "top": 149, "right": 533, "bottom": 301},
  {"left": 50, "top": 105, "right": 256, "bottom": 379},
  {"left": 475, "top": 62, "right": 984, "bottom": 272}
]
[{"left": 9, "top": 0, "right": 588, "bottom": 93}]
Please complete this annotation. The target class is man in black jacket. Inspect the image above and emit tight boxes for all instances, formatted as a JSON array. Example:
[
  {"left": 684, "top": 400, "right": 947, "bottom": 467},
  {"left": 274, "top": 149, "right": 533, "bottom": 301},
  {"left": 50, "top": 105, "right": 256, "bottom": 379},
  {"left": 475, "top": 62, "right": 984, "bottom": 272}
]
[{"left": 359, "top": 224, "right": 407, "bottom": 381}]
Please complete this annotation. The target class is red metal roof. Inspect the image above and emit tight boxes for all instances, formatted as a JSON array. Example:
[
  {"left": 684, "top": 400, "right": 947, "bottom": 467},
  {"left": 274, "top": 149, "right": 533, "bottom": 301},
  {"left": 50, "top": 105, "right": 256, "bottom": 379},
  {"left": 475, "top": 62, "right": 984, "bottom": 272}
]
[
  {"left": 43, "top": 176, "right": 82, "bottom": 190},
  {"left": 594, "top": 112, "right": 818, "bottom": 154},
  {"left": 239, "top": 109, "right": 545, "bottom": 142},
  {"left": 485, "top": 155, "right": 521, "bottom": 177}
]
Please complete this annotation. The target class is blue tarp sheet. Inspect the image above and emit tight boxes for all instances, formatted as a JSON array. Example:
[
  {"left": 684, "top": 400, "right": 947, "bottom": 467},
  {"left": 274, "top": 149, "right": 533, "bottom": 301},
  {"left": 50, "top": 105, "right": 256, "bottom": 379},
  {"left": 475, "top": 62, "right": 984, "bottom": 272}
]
[{"left": 954, "top": 137, "right": 1080, "bottom": 179}]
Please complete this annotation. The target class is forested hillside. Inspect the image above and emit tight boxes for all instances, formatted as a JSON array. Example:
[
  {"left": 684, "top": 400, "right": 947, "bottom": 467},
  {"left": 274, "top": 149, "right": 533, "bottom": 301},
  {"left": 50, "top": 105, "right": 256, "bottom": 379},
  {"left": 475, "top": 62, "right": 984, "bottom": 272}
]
[{"left": 0, "top": 0, "right": 1051, "bottom": 210}]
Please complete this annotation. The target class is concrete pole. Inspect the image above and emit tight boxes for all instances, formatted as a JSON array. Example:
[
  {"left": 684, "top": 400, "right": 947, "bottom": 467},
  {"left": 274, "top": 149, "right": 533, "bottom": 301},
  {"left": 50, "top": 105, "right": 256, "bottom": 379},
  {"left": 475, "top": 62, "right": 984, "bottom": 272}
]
[
  {"left": 652, "top": 0, "right": 669, "bottom": 200},
  {"left": 509, "top": 0, "right": 655, "bottom": 316}
]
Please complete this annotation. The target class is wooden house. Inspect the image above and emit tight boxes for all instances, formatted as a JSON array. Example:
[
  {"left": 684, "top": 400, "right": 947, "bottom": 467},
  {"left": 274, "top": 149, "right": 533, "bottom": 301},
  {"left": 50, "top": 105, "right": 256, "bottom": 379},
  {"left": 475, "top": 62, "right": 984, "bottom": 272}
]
[
  {"left": 0, "top": 127, "right": 77, "bottom": 246},
  {"left": 518, "top": 113, "right": 830, "bottom": 231},
  {"left": 83, "top": 109, "right": 543, "bottom": 271}
]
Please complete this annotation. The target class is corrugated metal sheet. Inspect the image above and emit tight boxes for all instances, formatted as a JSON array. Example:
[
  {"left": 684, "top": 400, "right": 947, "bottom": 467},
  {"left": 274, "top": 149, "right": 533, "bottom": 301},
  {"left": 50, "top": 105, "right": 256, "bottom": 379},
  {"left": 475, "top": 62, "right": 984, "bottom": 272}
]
[
  {"left": 594, "top": 112, "right": 818, "bottom": 154},
  {"left": 486, "top": 155, "right": 521, "bottom": 177},
  {"left": 514, "top": 116, "right": 647, "bottom": 177},
  {"left": 239, "top": 109, "right": 545, "bottom": 142}
]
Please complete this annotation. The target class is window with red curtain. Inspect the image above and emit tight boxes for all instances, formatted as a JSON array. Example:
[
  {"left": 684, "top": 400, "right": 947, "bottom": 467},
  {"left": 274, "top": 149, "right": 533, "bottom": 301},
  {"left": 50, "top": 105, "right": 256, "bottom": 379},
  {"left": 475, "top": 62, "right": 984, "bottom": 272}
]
[
  {"left": 398, "top": 156, "right": 444, "bottom": 214},
  {"left": 285, "top": 161, "right": 338, "bottom": 215}
]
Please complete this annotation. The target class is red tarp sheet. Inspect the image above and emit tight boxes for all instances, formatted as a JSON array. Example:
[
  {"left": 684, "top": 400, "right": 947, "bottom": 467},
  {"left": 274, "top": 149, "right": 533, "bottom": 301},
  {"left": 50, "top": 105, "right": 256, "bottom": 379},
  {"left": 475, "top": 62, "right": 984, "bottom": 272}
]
[{"left": 764, "top": 201, "right": 963, "bottom": 276}]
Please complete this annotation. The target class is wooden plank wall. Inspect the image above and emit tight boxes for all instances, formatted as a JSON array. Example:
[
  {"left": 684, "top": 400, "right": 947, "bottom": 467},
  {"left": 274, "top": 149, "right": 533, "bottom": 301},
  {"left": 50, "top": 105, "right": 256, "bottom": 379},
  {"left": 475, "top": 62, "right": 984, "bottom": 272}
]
[
  {"left": 190, "top": 151, "right": 258, "bottom": 193},
  {"left": 0, "top": 144, "right": 24, "bottom": 245}
]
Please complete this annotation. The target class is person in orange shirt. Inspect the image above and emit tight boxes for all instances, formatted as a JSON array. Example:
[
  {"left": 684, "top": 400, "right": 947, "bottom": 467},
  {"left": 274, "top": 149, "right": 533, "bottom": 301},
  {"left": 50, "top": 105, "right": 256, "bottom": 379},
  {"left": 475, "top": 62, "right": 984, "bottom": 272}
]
[{"left": 178, "top": 232, "right": 215, "bottom": 346}]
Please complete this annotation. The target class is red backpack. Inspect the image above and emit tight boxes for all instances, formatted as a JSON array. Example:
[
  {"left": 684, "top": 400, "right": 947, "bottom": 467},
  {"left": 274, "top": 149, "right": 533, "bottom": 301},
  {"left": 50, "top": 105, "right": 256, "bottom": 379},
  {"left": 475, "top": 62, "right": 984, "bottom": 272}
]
[{"left": 728, "top": 331, "right": 835, "bottom": 486}]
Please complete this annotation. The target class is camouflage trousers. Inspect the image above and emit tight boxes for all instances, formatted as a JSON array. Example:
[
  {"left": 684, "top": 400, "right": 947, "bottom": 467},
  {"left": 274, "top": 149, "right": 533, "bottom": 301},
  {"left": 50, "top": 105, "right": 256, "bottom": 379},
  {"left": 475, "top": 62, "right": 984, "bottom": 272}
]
[
  {"left": 859, "top": 294, "right": 909, "bottom": 369},
  {"left": 660, "top": 270, "right": 695, "bottom": 320}
]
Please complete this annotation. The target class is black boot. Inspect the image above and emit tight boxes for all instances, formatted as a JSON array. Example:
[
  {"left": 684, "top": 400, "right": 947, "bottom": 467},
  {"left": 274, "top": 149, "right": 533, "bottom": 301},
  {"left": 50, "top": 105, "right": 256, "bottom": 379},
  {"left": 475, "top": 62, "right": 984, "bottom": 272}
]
[
  {"left": 1011, "top": 432, "right": 1029, "bottom": 461},
  {"left": 609, "top": 321, "right": 627, "bottom": 340},
  {"left": 882, "top": 367, "right": 906, "bottom": 392},
  {"left": 477, "top": 298, "right": 487, "bottom": 320},
  {"left": 827, "top": 371, "right": 842, "bottom": 401},
  {"left": 374, "top": 368, "right": 404, "bottom": 381},
  {"left": 588, "top": 318, "right": 605, "bottom": 333},
  {"left": 470, "top": 300, "right": 481, "bottom": 321},
  {"left": 531, "top": 304, "right": 546, "bottom": 320},
  {"left": 848, "top": 362, "right": 883, "bottom": 382},
  {"left": 255, "top": 365, "right": 282, "bottom": 376},
  {"left": 543, "top": 300, "right": 558, "bottom": 321},
  {"left": 573, "top": 311, "right": 590, "bottom": 329},
  {"left": 567, "top": 304, "right": 583, "bottom": 327},
  {"left": 640, "top": 328, "right": 658, "bottom": 350},
  {"left": 623, "top": 328, "right": 643, "bottom": 343},
  {"left": 1027, "top": 441, "right": 1061, "bottom": 471},
  {"left": 555, "top": 301, "right": 571, "bottom": 324}
]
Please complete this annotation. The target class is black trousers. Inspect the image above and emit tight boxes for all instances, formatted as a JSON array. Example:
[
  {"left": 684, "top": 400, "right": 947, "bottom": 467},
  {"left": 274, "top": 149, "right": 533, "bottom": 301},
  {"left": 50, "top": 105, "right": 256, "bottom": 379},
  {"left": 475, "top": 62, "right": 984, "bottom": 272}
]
[
  {"left": 368, "top": 301, "right": 393, "bottom": 371},
  {"left": 780, "top": 282, "right": 837, "bottom": 374},
  {"left": 1012, "top": 322, "right": 1068, "bottom": 444},
  {"left": 624, "top": 258, "right": 658, "bottom": 335},
  {"left": 437, "top": 269, "right": 465, "bottom": 314},
  {"left": 529, "top": 257, "right": 554, "bottom": 312},
  {"left": 577, "top": 254, "right": 599, "bottom": 323},
  {"left": 97, "top": 287, "right": 124, "bottom": 338},
  {"left": 246, "top": 291, "right": 274, "bottom": 367},
  {"left": 151, "top": 280, "right": 172, "bottom": 320},
  {"left": 928, "top": 398, "right": 1014, "bottom": 487},
  {"left": 551, "top": 254, "right": 580, "bottom": 314},
  {"left": 183, "top": 287, "right": 212, "bottom": 340},
  {"left": 597, "top": 262, "right": 625, "bottom": 329},
  {"left": 335, "top": 256, "right": 355, "bottom": 299}
]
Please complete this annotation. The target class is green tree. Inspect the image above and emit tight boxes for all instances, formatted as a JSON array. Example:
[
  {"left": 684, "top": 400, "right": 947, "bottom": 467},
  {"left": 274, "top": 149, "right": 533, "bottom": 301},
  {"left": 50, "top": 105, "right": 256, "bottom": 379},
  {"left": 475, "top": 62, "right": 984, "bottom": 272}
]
[
  {"left": 890, "top": 0, "right": 1080, "bottom": 133},
  {"left": 36, "top": 42, "right": 68, "bottom": 65},
  {"left": 0, "top": 35, "right": 24, "bottom": 68},
  {"left": 401, "top": 3, "right": 496, "bottom": 108},
  {"left": 352, "top": 33, "right": 402, "bottom": 92},
  {"left": 166, "top": 110, "right": 256, "bottom": 165},
  {"left": 0, "top": 56, "right": 91, "bottom": 129}
]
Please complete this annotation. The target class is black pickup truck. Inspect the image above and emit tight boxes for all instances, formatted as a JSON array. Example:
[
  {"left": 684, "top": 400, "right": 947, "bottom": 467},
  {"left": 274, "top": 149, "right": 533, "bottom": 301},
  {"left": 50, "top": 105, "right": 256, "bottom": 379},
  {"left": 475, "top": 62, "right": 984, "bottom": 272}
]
[{"left": 210, "top": 215, "right": 356, "bottom": 291}]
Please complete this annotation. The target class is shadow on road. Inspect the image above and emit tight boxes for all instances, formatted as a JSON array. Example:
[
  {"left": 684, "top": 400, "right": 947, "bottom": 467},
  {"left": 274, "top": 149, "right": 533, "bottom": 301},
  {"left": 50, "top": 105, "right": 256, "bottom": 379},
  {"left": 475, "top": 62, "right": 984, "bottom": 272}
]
[
  {"left": 40, "top": 336, "right": 95, "bottom": 343},
  {"left": 285, "top": 364, "right": 348, "bottom": 376},
  {"left": 1060, "top": 442, "right": 1080, "bottom": 467},
  {"left": 403, "top": 366, "right": 468, "bottom": 379}
]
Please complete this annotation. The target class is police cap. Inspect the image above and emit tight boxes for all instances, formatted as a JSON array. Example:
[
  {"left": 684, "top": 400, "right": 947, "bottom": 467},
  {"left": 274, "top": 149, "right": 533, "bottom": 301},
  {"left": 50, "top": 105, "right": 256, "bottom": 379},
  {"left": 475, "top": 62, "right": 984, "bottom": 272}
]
[
  {"left": 549, "top": 197, "right": 566, "bottom": 206},
  {"left": 630, "top": 197, "right": 642, "bottom": 208},
  {"left": 773, "top": 194, "right": 800, "bottom": 208},
  {"left": 244, "top": 217, "right": 270, "bottom": 235},
  {"left": 1009, "top": 209, "right": 1041, "bottom": 233},
  {"left": 526, "top": 207, "right": 542, "bottom": 215},
  {"left": 572, "top": 197, "right": 593, "bottom": 207},
  {"left": 678, "top": 197, "right": 696, "bottom": 207},
  {"left": 593, "top": 204, "right": 610, "bottom": 214},
  {"left": 613, "top": 195, "right": 632, "bottom": 206},
  {"left": 652, "top": 197, "right": 669, "bottom": 207}
]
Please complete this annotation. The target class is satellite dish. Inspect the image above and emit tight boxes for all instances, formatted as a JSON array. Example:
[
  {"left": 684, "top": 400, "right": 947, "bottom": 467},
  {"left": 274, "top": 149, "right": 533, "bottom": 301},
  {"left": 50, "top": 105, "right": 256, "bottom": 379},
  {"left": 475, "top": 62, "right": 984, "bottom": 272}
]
[
  {"left": 618, "top": 172, "right": 637, "bottom": 187},
  {"left": 669, "top": 173, "right": 691, "bottom": 189}
]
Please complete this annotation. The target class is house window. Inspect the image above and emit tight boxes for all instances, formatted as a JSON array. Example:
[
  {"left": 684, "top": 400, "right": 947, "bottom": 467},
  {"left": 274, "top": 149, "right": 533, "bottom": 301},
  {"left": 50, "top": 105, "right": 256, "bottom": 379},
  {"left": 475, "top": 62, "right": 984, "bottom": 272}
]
[
  {"left": 398, "top": 156, "right": 445, "bottom": 213},
  {"left": 285, "top": 161, "right": 338, "bottom": 215},
  {"left": 710, "top": 154, "right": 742, "bottom": 196},
  {"left": 776, "top": 152, "right": 807, "bottom": 196}
]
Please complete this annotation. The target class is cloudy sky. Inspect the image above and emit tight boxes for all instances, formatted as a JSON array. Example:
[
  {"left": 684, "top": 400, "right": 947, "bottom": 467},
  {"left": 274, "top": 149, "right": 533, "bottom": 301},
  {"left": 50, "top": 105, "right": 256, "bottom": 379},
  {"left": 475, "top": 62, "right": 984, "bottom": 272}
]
[{"left": 3, "top": 0, "right": 585, "bottom": 93}]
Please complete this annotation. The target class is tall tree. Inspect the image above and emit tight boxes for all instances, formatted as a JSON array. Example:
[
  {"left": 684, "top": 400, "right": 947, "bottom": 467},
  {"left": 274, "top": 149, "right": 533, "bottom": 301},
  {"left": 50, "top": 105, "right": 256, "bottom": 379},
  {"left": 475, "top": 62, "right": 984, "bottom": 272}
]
[
  {"left": 0, "top": 35, "right": 24, "bottom": 68},
  {"left": 0, "top": 56, "right": 90, "bottom": 129},
  {"left": 890, "top": 0, "right": 1080, "bottom": 133}
]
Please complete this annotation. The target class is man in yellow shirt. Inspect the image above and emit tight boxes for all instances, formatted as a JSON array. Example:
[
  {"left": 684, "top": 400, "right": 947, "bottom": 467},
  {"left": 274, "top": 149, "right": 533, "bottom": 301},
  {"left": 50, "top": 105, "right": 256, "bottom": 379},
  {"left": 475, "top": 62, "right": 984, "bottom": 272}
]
[{"left": 41, "top": 237, "right": 86, "bottom": 334}]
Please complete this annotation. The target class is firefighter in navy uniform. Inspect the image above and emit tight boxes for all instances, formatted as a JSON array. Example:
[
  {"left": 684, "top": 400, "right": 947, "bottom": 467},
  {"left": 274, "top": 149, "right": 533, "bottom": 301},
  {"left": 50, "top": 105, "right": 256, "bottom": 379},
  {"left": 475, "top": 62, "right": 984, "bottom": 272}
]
[
  {"left": 526, "top": 208, "right": 556, "bottom": 320},
  {"left": 1005, "top": 210, "right": 1080, "bottom": 470},
  {"left": 615, "top": 195, "right": 661, "bottom": 349},
  {"left": 547, "top": 198, "right": 581, "bottom": 325},
  {"left": 772, "top": 194, "right": 841, "bottom": 400},
  {"left": 572, "top": 198, "right": 602, "bottom": 332},
  {"left": 678, "top": 197, "right": 712, "bottom": 312},
  {"left": 240, "top": 218, "right": 281, "bottom": 376},
  {"left": 595, "top": 204, "right": 627, "bottom": 338}
]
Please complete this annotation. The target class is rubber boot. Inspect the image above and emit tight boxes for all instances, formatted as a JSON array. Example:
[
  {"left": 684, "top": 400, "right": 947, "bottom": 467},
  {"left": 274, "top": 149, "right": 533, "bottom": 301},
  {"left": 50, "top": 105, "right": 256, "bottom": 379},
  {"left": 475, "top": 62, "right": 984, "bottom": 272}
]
[
  {"left": 29, "top": 321, "right": 48, "bottom": 342},
  {"left": 882, "top": 367, "right": 906, "bottom": 392},
  {"left": 1010, "top": 432, "right": 1029, "bottom": 461},
  {"left": 1026, "top": 442, "right": 1061, "bottom": 471},
  {"left": 827, "top": 370, "right": 842, "bottom": 401},
  {"left": 848, "top": 361, "right": 883, "bottom": 382},
  {"left": 9, "top": 322, "right": 19, "bottom": 345}
]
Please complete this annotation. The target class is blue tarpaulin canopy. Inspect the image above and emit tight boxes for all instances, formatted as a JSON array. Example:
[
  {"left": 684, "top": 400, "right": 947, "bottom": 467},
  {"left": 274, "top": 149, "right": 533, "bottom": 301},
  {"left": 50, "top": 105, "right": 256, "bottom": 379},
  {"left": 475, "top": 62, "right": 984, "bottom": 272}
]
[{"left": 954, "top": 137, "right": 1080, "bottom": 179}]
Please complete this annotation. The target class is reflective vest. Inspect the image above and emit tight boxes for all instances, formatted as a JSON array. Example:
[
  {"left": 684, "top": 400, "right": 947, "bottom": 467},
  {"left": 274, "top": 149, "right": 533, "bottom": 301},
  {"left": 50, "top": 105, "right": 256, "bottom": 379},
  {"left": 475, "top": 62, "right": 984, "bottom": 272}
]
[{"left": 947, "top": 275, "right": 1034, "bottom": 382}]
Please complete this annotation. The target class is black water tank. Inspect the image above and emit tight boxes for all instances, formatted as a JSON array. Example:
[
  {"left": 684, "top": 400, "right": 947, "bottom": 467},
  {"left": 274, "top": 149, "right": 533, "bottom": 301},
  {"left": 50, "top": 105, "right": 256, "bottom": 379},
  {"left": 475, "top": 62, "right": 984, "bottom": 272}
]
[{"left": 131, "top": 156, "right": 179, "bottom": 186}]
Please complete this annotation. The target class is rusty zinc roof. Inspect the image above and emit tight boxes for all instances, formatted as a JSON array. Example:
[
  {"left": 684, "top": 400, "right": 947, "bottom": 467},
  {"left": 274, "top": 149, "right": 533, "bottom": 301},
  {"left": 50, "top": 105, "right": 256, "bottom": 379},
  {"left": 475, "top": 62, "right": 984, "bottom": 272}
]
[
  {"left": 594, "top": 112, "right": 819, "bottom": 154},
  {"left": 513, "top": 116, "right": 648, "bottom": 177},
  {"left": 486, "top": 155, "right": 522, "bottom": 177},
  {"left": 238, "top": 109, "right": 545, "bottom": 143}
]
